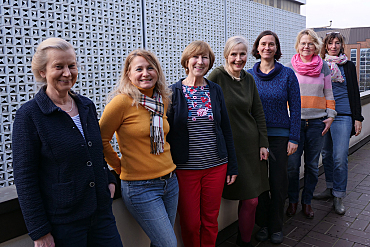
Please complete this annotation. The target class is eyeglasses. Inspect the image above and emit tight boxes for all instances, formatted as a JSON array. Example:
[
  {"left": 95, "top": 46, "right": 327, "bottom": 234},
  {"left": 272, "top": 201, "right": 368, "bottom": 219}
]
[
  {"left": 299, "top": 42, "right": 315, "bottom": 48},
  {"left": 326, "top": 31, "right": 340, "bottom": 35}
]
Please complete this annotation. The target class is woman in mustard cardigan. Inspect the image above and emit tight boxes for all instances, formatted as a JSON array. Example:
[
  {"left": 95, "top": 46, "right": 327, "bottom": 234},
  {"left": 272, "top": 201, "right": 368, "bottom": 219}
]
[{"left": 100, "top": 49, "right": 178, "bottom": 247}]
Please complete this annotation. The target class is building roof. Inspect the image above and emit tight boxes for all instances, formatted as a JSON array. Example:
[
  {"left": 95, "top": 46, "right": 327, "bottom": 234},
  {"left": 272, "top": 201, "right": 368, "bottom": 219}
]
[
  {"left": 315, "top": 27, "right": 370, "bottom": 44},
  {"left": 288, "top": 0, "right": 306, "bottom": 4}
]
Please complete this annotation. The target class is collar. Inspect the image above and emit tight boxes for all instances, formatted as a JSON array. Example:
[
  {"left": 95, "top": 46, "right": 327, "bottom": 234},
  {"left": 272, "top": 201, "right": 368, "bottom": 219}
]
[
  {"left": 253, "top": 61, "right": 283, "bottom": 81},
  {"left": 35, "top": 85, "right": 91, "bottom": 115}
]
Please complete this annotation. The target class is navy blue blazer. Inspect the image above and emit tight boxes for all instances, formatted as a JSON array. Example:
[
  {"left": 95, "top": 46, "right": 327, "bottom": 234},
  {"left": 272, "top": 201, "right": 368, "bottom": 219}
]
[
  {"left": 12, "top": 86, "right": 116, "bottom": 241},
  {"left": 167, "top": 78, "right": 238, "bottom": 175}
]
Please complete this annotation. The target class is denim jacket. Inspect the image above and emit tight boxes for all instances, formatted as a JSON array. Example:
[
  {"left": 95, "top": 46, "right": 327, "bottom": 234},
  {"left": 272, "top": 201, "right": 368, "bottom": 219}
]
[{"left": 167, "top": 78, "right": 238, "bottom": 175}]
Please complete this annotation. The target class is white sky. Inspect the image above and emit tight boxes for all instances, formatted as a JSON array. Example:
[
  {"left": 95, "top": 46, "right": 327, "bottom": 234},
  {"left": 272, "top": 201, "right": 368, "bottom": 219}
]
[{"left": 300, "top": 0, "right": 370, "bottom": 29}]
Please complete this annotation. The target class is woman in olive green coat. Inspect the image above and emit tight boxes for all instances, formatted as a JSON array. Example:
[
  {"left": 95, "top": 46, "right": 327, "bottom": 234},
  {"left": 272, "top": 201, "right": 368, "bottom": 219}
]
[{"left": 208, "top": 36, "right": 269, "bottom": 247}]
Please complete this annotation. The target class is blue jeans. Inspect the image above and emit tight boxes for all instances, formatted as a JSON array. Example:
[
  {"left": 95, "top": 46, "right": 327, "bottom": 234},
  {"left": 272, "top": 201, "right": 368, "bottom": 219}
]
[
  {"left": 321, "top": 115, "right": 352, "bottom": 198},
  {"left": 288, "top": 118, "right": 325, "bottom": 205},
  {"left": 51, "top": 199, "right": 123, "bottom": 247},
  {"left": 121, "top": 173, "right": 179, "bottom": 247}
]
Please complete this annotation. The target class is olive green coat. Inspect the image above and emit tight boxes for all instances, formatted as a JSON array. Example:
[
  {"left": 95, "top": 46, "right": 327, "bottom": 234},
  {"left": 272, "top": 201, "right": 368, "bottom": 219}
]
[{"left": 208, "top": 66, "right": 269, "bottom": 200}]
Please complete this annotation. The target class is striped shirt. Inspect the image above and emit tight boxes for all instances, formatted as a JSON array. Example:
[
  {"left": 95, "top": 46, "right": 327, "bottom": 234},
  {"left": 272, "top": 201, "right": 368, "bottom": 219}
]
[
  {"left": 71, "top": 114, "right": 85, "bottom": 139},
  {"left": 177, "top": 85, "right": 227, "bottom": 170},
  {"left": 287, "top": 61, "right": 336, "bottom": 119}
]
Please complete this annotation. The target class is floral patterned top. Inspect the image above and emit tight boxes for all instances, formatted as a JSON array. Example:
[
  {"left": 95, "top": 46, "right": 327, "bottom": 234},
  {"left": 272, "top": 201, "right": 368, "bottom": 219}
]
[
  {"left": 182, "top": 84, "right": 214, "bottom": 121},
  {"left": 178, "top": 84, "right": 227, "bottom": 170}
]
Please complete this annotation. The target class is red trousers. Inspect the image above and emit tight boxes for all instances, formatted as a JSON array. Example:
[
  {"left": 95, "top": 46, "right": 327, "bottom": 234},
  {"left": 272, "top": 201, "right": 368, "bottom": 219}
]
[{"left": 176, "top": 164, "right": 227, "bottom": 247}]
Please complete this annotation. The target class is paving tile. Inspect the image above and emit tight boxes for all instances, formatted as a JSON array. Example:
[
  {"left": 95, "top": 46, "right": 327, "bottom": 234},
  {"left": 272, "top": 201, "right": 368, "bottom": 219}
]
[
  {"left": 354, "top": 186, "right": 370, "bottom": 195},
  {"left": 300, "top": 235, "right": 332, "bottom": 247},
  {"left": 282, "top": 223, "right": 297, "bottom": 236},
  {"left": 284, "top": 219, "right": 316, "bottom": 231},
  {"left": 344, "top": 228, "right": 370, "bottom": 239},
  {"left": 356, "top": 214, "right": 370, "bottom": 222},
  {"left": 217, "top": 241, "right": 236, "bottom": 247},
  {"left": 345, "top": 192, "right": 362, "bottom": 201},
  {"left": 342, "top": 201, "right": 367, "bottom": 210},
  {"left": 340, "top": 232, "right": 370, "bottom": 246},
  {"left": 353, "top": 243, "right": 367, "bottom": 247},
  {"left": 306, "top": 231, "right": 338, "bottom": 243},
  {"left": 324, "top": 212, "right": 356, "bottom": 225},
  {"left": 327, "top": 224, "right": 348, "bottom": 238},
  {"left": 286, "top": 226, "right": 310, "bottom": 241},
  {"left": 280, "top": 237, "right": 299, "bottom": 247},
  {"left": 364, "top": 204, "right": 370, "bottom": 212},
  {"left": 345, "top": 207, "right": 363, "bottom": 218},
  {"left": 294, "top": 242, "right": 313, "bottom": 247},
  {"left": 311, "top": 221, "right": 334, "bottom": 234},
  {"left": 332, "top": 238, "right": 356, "bottom": 247},
  {"left": 350, "top": 218, "right": 369, "bottom": 231}
]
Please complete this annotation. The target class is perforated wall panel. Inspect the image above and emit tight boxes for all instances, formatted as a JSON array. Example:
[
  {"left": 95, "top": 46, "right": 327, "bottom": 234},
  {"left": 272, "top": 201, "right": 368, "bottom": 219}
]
[
  {"left": 144, "top": 0, "right": 225, "bottom": 82},
  {"left": 0, "top": 0, "right": 305, "bottom": 187},
  {"left": 226, "top": 0, "right": 305, "bottom": 69}
]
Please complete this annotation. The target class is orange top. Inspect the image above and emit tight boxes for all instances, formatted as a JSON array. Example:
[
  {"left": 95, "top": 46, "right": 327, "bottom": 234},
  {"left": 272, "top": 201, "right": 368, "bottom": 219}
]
[{"left": 99, "top": 93, "right": 175, "bottom": 181}]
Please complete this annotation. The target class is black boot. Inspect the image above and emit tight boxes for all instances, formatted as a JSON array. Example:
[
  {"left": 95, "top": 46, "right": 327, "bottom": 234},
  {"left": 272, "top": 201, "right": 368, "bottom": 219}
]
[{"left": 236, "top": 230, "right": 254, "bottom": 247}]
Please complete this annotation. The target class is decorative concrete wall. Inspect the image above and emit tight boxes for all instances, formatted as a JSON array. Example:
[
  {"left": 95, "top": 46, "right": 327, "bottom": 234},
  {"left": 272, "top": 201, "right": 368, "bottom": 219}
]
[{"left": 0, "top": 0, "right": 305, "bottom": 187}]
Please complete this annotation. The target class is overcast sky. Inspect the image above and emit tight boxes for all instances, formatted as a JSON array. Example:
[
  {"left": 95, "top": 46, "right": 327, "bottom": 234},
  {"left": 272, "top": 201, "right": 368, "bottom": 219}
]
[{"left": 301, "top": 0, "right": 370, "bottom": 29}]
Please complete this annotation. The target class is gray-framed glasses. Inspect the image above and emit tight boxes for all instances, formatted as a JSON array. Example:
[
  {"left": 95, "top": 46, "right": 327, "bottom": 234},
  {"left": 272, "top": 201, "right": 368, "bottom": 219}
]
[{"left": 300, "top": 42, "right": 315, "bottom": 48}]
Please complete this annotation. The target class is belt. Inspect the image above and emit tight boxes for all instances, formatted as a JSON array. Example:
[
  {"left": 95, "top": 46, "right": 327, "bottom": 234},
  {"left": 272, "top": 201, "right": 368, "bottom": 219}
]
[{"left": 157, "top": 171, "right": 174, "bottom": 181}]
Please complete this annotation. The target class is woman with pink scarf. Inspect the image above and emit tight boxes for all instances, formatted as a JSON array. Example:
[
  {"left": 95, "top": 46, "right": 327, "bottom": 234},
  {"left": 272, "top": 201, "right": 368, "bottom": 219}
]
[
  {"left": 286, "top": 29, "right": 336, "bottom": 219},
  {"left": 313, "top": 32, "right": 363, "bottom": 215}
]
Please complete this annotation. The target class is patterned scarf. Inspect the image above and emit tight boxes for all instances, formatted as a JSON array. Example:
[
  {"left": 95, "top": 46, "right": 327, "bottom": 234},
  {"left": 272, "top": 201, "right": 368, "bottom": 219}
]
[
  {"left": 139, "top": 89, "right": 165, "bottom": 155},
  {"left": 325, "top": 54, "right": 348, "bottom": 83},
  {"left": 291, "top": 54, "right": 323, "bottom": 77}
]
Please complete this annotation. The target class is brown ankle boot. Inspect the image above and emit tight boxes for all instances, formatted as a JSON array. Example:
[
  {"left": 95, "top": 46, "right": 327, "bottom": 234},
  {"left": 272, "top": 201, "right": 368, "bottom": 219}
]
[
  {"left": 302, "top": 203, "right": 314, "bottom": 218},
  {"left": 286, "top": 202, "right": 298, "bottom": 217}
]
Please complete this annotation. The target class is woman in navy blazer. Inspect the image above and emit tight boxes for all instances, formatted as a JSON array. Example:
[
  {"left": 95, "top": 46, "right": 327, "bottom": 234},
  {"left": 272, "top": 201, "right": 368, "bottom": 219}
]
[
  {"left": 167, "top": 40, "right": 238, "bottom": 247},
  {"left": 12, "top": 38, "right": 122, "bottom": 247}
]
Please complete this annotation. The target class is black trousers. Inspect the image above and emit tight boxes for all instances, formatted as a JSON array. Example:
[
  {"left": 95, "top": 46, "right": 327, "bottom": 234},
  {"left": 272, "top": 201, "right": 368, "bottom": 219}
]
[{"left": 256, "top": 136, "right": 289, "bottom": 233}]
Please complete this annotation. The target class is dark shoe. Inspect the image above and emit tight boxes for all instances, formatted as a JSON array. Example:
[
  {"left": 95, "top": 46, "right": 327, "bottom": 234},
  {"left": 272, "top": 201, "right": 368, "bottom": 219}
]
[
  {"left": 333, "top": 197, "right": 346, "bottom": 215},
  {"left": 302, "top": 203, "right": 314, "bottom": 219},
  {"left": 237, "top": 241, "right": 254, "bottom": 247},
  {"left": 313, "top": 188, "right": 333, "bottom": 200},
  {"left": 286, "top": 202, "right": 298, "bottom": 217},
  {"left": 270, "top": 231, "right": 284, "bottom": 244},
  {"left": 255, "top": 227, "right": 268, "bottom": 242}
]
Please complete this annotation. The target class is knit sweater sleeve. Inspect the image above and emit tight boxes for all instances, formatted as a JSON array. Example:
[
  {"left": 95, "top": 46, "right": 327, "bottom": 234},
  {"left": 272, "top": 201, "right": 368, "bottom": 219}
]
[
  {"left": 322, "top": 61, "right": 337, "bottom": 118},
  {"left": 12, "top": 103, "right": 52, "bottom": 241},
  {"left": 99, "top": 95, "right": 128, "bottom": 173},
  {"left": 287, "top": 68, "right": 301, "bottom": 143}
]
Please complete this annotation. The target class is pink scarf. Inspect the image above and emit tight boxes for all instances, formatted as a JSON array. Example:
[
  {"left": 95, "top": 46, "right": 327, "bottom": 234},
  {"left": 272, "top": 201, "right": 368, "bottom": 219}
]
[
  {"left": 291, "top": 54, "right": 323, "bottom": 77},
  {"left": 325, "top": 54, "right": 348, "bottom": 83}
]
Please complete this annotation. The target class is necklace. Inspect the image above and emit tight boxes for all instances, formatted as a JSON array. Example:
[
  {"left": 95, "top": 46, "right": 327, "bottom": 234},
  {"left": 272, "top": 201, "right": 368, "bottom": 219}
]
[
  {"left": 225, "top": 66, "right": 241, "bottom": 81},
  {"left": 183, "top": 78, "right": 206, "bottom": 87},
  {"left": 64, "top": 96, "right": 74, "bottom": 113}
]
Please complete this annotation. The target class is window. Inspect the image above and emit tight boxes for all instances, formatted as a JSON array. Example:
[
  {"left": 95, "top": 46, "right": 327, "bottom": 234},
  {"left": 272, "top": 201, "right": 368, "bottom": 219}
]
[{"left": 359, "top": 49, "right": 370, "bottom": 92}]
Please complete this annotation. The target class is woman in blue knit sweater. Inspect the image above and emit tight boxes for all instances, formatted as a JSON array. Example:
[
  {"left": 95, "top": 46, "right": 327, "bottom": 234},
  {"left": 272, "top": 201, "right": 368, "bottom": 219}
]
[{"left": 247, "top": 31, "right": 301, "bottom": 244}]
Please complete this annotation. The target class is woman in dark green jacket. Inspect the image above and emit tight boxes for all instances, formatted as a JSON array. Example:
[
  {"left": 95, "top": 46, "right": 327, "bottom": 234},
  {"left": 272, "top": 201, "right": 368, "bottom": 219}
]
[{"left": 208, "top": 36, "right": 269, "bottom": 247}]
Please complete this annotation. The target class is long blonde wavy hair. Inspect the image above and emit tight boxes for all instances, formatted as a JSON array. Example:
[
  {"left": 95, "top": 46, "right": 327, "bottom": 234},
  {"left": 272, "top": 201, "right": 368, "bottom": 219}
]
[{"left": 108, "top": 49, "right": 171, "bottom": 106}]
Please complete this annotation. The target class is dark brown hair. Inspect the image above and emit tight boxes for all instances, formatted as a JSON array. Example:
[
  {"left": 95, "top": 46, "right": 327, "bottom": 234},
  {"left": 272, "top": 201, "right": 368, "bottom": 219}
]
[
  {"left": 320, "top": 32, "right": 345, "bottom": 58},
  {"left": 251, "top": 30, "right": 282, "bottom": 60}
]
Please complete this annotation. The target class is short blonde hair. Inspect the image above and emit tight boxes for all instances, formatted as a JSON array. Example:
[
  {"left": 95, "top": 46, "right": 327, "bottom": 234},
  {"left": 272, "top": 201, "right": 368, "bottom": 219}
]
[
  {"left": 108, "top": 49, "right": 171, "bottom": 105},
  {"left": 31, "top": 38, "right": 75, "bottom": 83},
  {"left": 180, "top": 41, "right": 215, "bottom": 75},
  {"left": 294, "top": 29, "right": 322, "bottom": 55},
  {"left": 224, "top": 36, "right": 249, "bottom": 60}
]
